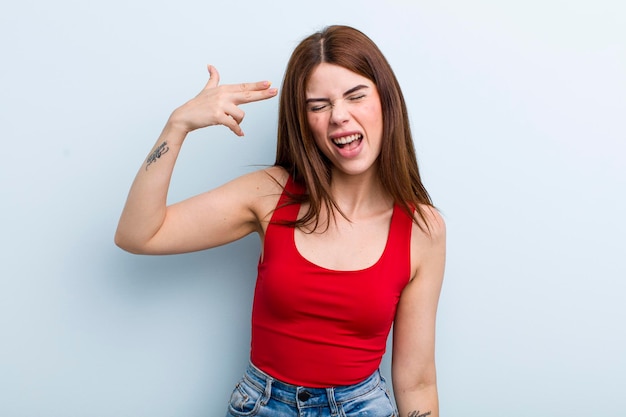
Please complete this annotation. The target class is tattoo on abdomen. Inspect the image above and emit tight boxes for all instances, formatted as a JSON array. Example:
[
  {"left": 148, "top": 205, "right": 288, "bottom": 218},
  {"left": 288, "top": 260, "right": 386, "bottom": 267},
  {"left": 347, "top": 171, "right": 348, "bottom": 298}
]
[
  {"left": 145, "top": 141, "right": 169, "bottom": 170},
  {"left": 408, "top": 411, "right": 431, "bottom": 417}
]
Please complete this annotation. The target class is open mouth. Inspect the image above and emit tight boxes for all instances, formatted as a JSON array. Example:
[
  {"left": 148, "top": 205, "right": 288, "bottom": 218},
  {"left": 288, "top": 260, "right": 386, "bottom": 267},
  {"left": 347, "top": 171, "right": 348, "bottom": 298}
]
[{"left": 332, "top": 133, "right": 363, "bottom": 148}]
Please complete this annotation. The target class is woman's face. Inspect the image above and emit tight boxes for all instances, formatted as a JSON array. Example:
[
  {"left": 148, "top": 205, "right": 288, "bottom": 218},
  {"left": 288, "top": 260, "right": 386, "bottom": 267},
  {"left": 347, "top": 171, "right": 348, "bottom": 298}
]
[{"left": 305, "top": 63, "right": 383, "bottom": 178}]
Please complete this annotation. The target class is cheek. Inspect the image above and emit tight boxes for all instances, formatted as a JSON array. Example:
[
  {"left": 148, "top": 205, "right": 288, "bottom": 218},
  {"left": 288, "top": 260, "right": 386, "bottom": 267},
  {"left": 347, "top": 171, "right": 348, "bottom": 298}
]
[
  {"left": 369, "top": 102, "right": 383, "bottom": 118},
  {"left": 307, "top": 114, "right": 327, "bottom": 136},
  {"left": 306, "top": 115, "right": 329, "bottom": 152},
  {"left": 360, "top": 104, "right": 383, "bottom": 131}
]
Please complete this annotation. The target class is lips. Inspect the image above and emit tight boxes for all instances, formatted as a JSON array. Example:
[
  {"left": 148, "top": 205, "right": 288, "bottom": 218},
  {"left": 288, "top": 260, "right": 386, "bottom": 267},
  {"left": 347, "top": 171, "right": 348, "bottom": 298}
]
[{"left": 331, "top": 133, "right": 363, "bottom": 148}]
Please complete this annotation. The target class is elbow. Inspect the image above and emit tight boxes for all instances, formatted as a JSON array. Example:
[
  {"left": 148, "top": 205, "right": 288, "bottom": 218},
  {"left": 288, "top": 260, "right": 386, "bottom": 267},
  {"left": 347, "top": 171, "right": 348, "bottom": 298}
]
[
  {"left": 114, "top": 230, "right": 148, "bottom": 254},
  {"left": 396, "top": 378, "right": 438, "bottom": 394},
  {"left": 393, "top": 374, "right": 438, "bottom": 394},
  {"left": 392, "top": 362, "right": 438, "bottom": 393},
  {"left": 114, "top": 234, "right": 135, "bottom": 254}
]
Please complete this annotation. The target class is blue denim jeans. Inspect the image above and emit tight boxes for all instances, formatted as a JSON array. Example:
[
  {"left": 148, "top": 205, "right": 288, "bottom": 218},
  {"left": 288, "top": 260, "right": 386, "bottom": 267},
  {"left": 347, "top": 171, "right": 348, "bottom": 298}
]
[{"left": 225, "top": 363, "right": 398, "bottom": 417}]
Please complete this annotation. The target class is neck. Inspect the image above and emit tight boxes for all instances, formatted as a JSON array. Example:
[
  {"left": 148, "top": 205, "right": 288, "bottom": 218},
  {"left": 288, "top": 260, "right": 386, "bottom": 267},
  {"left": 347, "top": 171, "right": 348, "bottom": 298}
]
[{"left": 329, "top": 168, "right": 392, "bottom": 219}]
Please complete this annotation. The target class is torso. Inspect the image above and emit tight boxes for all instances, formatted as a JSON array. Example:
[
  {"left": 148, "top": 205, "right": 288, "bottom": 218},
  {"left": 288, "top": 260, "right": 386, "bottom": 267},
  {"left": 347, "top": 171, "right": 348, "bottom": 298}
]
[
  {"left": 252, "top": 166, "right": 425, "bottom": 281},
  {"left": 251, "top": 173, "right": 415, "bottom": 386}
]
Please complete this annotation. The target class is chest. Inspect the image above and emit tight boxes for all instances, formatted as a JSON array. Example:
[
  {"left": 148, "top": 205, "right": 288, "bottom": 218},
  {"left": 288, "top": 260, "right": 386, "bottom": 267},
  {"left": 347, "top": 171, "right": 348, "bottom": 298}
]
[
  {"left": 294, "top": 206, "right": 394, "bottom": 271},
  {"left": 257, "top": 201, "right": 412, "bottom": 333}
]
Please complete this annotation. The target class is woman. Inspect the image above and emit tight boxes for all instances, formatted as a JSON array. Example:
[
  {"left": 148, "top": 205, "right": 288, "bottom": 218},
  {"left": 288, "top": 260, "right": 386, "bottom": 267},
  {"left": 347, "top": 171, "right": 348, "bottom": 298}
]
[{"left": 116, "top": 25, "right": 445, "bottom": 417}]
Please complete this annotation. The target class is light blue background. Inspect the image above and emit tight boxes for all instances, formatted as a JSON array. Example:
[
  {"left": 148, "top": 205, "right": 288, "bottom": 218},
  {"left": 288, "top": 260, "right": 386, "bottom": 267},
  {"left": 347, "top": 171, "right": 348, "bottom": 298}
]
[{"left": 1, "top": 1, "right": 624, "bottom": 416}]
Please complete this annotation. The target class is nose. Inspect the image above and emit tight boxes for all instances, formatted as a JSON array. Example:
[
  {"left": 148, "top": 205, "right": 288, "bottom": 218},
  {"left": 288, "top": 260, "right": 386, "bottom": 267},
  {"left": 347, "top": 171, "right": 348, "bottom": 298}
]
[{"left": 329, "top": 100, "right": 349, "bottom": 125}]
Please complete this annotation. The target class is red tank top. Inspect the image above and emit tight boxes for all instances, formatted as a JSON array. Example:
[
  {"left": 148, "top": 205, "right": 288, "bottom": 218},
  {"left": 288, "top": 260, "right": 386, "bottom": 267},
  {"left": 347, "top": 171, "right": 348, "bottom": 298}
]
[{"left": 251, "top": 176, "right": 413, "bottom": 387}]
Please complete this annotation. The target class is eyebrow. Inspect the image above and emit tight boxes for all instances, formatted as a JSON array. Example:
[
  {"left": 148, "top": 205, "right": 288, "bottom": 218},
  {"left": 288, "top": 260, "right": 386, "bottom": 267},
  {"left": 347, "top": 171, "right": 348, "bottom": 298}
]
[{"left": 305, "top": 84, "right": 370, "bottom": 103}]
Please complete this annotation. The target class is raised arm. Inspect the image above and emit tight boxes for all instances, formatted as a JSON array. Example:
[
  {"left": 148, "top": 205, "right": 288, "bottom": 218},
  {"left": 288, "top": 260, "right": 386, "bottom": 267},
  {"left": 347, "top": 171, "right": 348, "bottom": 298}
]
[
  {"left": 114, "top": 65, "right": 278, "bottom": 254},
  {"left": 392, "top": 208, "right": 446, "bottom": 417}
]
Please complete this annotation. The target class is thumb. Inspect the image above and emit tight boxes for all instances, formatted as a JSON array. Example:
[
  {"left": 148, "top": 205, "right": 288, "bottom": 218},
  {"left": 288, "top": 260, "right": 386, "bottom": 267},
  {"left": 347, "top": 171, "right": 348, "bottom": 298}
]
[{"left": 204, "top": 64, "right": 220, "bottom": 89}]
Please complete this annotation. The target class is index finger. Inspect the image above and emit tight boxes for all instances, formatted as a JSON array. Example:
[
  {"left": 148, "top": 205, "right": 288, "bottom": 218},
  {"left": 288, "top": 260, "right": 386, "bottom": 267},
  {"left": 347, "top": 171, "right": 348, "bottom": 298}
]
[{"left": 227, "top": 81, "right": 278, "bottom": 105}]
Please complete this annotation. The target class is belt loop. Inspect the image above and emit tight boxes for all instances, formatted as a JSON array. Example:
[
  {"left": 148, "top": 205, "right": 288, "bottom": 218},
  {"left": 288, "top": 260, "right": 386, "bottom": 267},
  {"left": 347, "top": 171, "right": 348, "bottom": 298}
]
[
  {"left": 326, "top": 387, "right": 340, "bottom": 416},
  {"left": 261, "top": 374, "right": 273, "bottom": 406}
]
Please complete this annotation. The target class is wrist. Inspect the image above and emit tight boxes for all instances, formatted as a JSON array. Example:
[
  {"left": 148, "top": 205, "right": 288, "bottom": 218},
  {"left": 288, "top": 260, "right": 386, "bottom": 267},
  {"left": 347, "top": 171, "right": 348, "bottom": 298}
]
[{"left": 161, "top": 115, "right": 190, "bottom": 146}]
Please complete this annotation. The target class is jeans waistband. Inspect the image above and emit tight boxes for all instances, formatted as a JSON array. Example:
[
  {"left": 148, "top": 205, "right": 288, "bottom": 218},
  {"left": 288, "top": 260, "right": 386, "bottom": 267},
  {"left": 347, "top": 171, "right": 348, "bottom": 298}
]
[{"left": 244, "top": 362, "right": 382, "bottom": 407}]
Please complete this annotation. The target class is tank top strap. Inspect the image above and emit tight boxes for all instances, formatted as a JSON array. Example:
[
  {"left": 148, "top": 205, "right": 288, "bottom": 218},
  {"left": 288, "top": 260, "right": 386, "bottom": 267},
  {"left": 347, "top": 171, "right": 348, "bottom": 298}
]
[
  {"left": 269, "top": 175, "right": 306, "bottom": 224},
  {"left": 381, "top": 204, "right": 414, "bottom": 279}
]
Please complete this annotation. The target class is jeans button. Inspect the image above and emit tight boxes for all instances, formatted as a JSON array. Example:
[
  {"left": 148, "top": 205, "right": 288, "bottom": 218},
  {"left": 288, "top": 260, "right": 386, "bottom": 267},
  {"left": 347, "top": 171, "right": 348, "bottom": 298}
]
[{"left": 298, "top": 390, "right": 311, "bottom": 401}]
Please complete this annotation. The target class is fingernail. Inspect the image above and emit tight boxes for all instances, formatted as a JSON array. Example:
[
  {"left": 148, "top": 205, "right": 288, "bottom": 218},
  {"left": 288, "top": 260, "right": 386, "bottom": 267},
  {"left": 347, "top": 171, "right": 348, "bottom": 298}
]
[{"left": 269, "top": 88, "right": 278, "bottom": 95}]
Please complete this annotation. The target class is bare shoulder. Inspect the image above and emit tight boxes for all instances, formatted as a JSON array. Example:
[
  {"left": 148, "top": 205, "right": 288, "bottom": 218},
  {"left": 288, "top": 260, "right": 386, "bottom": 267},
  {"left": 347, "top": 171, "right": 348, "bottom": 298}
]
[
  {"left": 413, "top": 205, "right": 446, "bottom": 242},
  {"left": 221, "top": 165, "right": 288, "bottom": 194},
  {"left": 242, "top": 166, "right": 289, "bottom": 222},
  {"left": 233, "top": 165, "right": 288, "bottom": 192},
  {"left": 410, "top": 205, "right": 446, "bottom": 280},
  {"left": 185, "top": 165, "right": 289, "bottom": 226}
]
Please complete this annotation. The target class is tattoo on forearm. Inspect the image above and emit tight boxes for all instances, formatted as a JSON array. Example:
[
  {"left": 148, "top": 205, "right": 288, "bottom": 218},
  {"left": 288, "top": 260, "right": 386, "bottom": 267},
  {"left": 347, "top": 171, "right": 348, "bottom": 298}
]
[
  {"left": 408, "top": 411, "right": 431, "bottom": 417},
  {"left": 145, "top": 141, "right": 169, "bottom": 170}
]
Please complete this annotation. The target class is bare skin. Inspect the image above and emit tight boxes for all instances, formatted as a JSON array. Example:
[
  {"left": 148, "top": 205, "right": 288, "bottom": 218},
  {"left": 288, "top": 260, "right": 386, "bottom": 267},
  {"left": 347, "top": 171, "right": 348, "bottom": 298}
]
[{"left": 115, "top": 64, "right": 445, "bottom": 417}]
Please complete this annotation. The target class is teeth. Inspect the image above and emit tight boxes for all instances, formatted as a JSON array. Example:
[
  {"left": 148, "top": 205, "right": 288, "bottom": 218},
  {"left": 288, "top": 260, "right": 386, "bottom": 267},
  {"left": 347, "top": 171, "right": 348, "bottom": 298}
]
[{"left": 332, "top": 134, "right": 362, "bottom": 145}]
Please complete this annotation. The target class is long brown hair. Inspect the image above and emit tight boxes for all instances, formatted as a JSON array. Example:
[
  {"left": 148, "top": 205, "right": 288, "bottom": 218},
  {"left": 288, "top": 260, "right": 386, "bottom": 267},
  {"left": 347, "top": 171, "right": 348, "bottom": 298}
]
[{"left": 275, "top": 25, "right": 433, "bottom": 231}]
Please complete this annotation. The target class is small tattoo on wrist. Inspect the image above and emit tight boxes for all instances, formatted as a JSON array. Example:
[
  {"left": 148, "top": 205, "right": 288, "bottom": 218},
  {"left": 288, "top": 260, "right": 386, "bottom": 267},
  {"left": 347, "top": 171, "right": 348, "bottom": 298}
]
[
  {"left": 408, "top": 411, "right": 431, "bottom": 417},
  {"left": 146, "top": 141, "right": 169, "bottom": 170}
]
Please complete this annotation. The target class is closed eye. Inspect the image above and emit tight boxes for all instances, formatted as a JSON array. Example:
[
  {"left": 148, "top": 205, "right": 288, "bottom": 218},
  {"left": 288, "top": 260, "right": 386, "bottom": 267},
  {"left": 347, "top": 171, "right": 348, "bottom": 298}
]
[
  {"left": 308, "top": 103, "right": 331, "bottom": 112},
  {"left": 348, "top": 94, "right": 366, "bottom": 102},
  {"left": 306, "top": 85, "right": 370, "bottom": 112}
]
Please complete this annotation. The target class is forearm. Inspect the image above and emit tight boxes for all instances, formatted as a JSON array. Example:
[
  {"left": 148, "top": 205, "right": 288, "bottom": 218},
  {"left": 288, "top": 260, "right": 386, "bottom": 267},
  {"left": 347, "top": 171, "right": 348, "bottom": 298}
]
[
  {"left": 114, "top": 120, "right": 186, "bottom": 253},
  {"left": 394, "top": 383, "right": 439, "bottom": 417}
]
